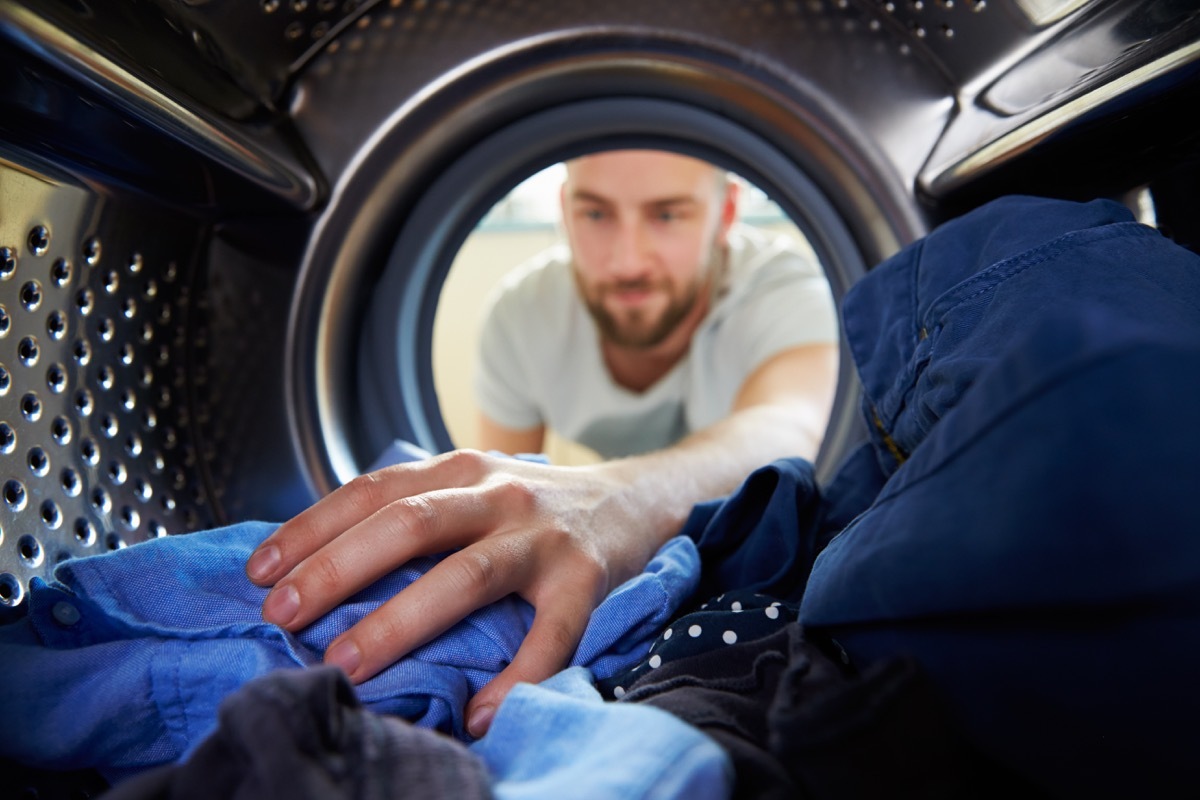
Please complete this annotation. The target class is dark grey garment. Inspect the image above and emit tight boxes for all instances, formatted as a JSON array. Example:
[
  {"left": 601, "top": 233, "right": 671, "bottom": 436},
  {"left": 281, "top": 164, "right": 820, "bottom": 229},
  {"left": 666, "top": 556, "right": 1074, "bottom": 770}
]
[
  {"left": 101, "top": 666, "right": 493, "bottom": 800},
  {"left": 620, "top": 620, "right": 1042, "bottom": 800}
]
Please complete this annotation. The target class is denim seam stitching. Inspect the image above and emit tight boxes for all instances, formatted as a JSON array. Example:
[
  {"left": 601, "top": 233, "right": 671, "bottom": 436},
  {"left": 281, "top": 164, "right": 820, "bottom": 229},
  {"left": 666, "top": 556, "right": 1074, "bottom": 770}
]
[
  {"left": 862, "top": 338, "right": 1171, "bottom": 510},
  {"left": 869, "top": 224, "right": 1154, "bottom": 449},
  {"left": 921, "top": 223, "right": 1153, "bottom": 328}
]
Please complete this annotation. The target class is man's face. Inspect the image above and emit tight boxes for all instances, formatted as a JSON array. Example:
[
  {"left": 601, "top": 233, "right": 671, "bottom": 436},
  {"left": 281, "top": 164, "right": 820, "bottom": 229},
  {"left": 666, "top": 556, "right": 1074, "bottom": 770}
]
[{"left": 562, "top": 150, "right": 736, "bottom": 350}]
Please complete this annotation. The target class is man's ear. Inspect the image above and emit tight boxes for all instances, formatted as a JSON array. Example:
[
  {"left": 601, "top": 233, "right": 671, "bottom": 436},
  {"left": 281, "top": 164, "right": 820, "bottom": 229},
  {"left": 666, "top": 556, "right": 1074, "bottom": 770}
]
[
  {"left": 717, "top": 178, "right": 741, "bottom": 241},
  {"left": 559, "top": 180, "right": 572, "bottom": 238}
]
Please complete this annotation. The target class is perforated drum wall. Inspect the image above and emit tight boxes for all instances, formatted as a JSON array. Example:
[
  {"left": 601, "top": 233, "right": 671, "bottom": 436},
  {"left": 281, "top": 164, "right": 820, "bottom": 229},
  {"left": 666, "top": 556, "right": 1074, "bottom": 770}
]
[{"left": 0, "top": 159, "right": 218, "bottom": 615}]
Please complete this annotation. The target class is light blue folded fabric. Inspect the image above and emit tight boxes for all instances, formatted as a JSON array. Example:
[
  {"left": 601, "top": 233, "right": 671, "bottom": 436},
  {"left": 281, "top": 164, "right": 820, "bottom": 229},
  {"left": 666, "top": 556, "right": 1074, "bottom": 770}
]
[{"left": 473, "top": 666, "right": 733, "bottom": 800}]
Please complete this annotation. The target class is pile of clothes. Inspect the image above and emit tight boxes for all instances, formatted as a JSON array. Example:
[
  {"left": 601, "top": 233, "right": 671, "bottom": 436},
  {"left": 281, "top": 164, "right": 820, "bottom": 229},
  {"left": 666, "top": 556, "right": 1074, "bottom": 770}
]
[{"left": 4, "top": 196, "right": 1198, "bottom": 799}]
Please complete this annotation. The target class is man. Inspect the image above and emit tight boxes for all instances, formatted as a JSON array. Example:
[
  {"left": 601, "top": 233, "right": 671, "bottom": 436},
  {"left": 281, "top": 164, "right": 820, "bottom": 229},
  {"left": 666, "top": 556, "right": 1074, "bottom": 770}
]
[
  {"left": 247, "top": 150, "right": 840, "bottom": 740},
  {"left": 475, "top": 149, "right": 840, "bottom": 460}
]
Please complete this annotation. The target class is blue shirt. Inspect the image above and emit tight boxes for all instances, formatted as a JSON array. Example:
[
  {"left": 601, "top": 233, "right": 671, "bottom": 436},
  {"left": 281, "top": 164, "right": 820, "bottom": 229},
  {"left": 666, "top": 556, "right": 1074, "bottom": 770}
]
[{"left": 0, "top": 521, "right": 699, "bottom": 780}]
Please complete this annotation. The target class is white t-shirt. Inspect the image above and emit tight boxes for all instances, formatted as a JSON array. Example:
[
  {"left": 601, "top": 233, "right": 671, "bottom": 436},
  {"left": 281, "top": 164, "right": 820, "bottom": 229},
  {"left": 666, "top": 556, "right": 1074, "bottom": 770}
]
[{"left": 473, "top": 224, "right": 839, "bottom": 459}]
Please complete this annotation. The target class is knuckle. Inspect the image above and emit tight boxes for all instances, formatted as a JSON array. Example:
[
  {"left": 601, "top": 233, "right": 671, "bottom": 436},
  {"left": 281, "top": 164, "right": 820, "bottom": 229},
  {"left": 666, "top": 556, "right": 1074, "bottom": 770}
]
[
  {"left": 362, "top": 609, "right": 412, "bottom": 653},
  {"left": 544, "top": 548, "right": 609, "bottom": 604},
  {"left": 574, "top": 552, "right": 608, "bottom": 588},
  {"left": 449, "top": 549, "right": 501, "bottom": 595},
  {"left": 488, "top": 477, "right": 538, "bottom": 516},
  {"left": 441, "top": 448, "right": 488, "bottom": 478},
  {"left": 304, "top": 554, "right": 346, "bottom": 598},
  {"left": 386, "top": 494, "right": 440, "bottom": 542},
  {"left": 536, "top": 615, "right": 581, "bottom": 659},
  {"left": 342, "top": 471, "right": 388, "bottom": 515}
]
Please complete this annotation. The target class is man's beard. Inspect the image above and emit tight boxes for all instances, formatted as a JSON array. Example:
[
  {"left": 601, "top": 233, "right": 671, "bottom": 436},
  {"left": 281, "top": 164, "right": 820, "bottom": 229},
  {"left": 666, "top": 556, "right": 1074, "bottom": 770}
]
[
  {"left": 585, "top": 277, "right": 703, "bottom": 349},
  {"left": 581, "top": 245, "right": 725, "bottom": 350}
]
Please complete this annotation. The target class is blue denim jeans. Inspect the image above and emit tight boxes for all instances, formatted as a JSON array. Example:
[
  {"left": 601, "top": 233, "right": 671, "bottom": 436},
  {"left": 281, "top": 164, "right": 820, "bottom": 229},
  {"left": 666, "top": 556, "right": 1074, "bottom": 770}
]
[{"left": 801, "top": 196, "right": 1200, "bottom": 797}]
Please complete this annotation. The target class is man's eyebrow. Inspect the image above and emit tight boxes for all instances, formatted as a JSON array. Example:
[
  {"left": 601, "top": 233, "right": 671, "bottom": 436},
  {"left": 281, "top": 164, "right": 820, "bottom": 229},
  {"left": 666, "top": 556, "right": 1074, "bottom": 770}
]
[
  {"left": 568, "top": 190, "right": 614, "bottom": 206},
  {"left": 644, "top": 196, "right": 700, "bottom": 209},
  {"left": 567, "top": 191, "right": 700, "bottom": 209}
]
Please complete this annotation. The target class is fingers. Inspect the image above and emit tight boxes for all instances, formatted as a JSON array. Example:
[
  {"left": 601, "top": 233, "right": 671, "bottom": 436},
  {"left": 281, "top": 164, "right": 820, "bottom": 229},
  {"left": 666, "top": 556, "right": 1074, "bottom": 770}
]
[
  {"left": 241, "top": 448, "right": 616, "bottom": 743},
  {"left": 246, "top": 451, "right": 489, "bottom": 587},
  {"left": 464, "top": 585, "right": 597, "bottom": 738},
  {"left": 259, "top": 486, "right": 506, "bottom": 630},
  {"left": 321, "top": 535, "right": 536, "bottom": 681}
]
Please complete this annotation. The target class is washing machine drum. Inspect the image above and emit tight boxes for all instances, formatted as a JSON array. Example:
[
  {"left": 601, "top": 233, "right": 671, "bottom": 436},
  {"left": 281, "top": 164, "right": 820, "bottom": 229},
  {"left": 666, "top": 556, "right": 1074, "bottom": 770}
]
[{"left": 1, "top": 0, "right": 1197, "bottom": 681}]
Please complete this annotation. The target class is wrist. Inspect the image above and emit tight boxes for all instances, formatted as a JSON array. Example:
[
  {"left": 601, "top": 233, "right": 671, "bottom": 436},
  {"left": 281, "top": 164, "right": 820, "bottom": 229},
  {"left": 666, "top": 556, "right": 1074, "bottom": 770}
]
[{"left": 589, "top": 457, "right": 695, "bottom": 548}]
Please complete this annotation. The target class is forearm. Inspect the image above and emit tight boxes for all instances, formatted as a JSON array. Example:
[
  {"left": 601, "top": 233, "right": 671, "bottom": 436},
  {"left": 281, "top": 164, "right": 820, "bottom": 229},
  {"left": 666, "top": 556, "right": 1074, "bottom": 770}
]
[
  {"left": 478, "top": 413, "right": 545, "bottom": 455},
  {"left": 592, "top": 402, "right": 823, "bottom": 548}
]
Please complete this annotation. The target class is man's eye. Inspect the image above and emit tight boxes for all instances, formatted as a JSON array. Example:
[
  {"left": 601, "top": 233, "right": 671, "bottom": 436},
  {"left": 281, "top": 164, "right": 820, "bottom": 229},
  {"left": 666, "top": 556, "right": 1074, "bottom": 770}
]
[{"left": 582, "top": 209, "right": 607, "bottom": 221}]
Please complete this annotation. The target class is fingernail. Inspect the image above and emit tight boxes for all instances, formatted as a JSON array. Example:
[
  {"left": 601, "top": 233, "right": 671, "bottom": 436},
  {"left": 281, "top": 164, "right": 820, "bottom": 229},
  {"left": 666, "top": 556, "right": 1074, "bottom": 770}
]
[
  {"left": 246, "top": 545, "right": 281, "bottom": 582},
  {"left": 262, "top": 584, "right": 300, "bottom": 626},
  {"left": 467, "top": 704, "right": 495, "bottom": 738},
  {"left": 325, "top": 639, "right": 361, "bottom": 676}
]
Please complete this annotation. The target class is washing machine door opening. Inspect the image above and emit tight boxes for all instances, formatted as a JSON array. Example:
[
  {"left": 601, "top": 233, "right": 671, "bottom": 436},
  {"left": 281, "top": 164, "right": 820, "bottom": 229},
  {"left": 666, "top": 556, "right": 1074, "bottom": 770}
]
[
  {"left": 334, "top": 98, "right": 884, "bottom": 497},
  {"left": 428, "top": 153, "right": 839, "bottom": 467}
]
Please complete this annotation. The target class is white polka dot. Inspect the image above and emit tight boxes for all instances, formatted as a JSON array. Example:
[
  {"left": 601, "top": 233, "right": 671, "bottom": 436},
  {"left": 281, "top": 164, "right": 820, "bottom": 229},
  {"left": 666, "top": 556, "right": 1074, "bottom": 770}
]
[
  {"left": 688, "top": 624, "right": 702, "bottom": 638},
  {"left": 613, "top": 686, "right": 626, "bottom": 699},
  {"left": 649, "top": 654, "right": 662, "bottom": 668},
  {"left": 717, "top": 594, "right": 725, "bottom": 602},
  {"left": 770, "top": 601, "right": 782, "bottom": 607},
  {"left": 663, "top": 627, "right": 673, "bottom": 640},
  {"left": 722, "top": 630, "right": 738, "bottom": 645},
  {"left": 765, "top": 606, "right": 780, "bottom": 619},
  {"left": 731, "top": 601, "right": 743, "bottom": 613}
]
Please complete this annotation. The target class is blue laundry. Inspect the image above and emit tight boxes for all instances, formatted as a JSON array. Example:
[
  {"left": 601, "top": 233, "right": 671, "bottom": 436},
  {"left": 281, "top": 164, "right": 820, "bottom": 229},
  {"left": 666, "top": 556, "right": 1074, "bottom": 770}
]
[
  {"left": 0, "top": 522, "right": 699, "bottom": 781},
  {"left": 473, "top": 666, "right": 733, "bottom": 800},
  {"left": 669, "top": 196, "right": 1200, "bottom": 797},
  {"left": 8, "top": 196, "right": 1198, "bottom": 798},
  {"left": 96, "top": 664, "right": 732, "bottom": 800},
  {"left": 679, "top": 458, "right": 823, "bottom": 605},
  {"left": 797, "top": 196, "right": 1200, "bottom": 797}
]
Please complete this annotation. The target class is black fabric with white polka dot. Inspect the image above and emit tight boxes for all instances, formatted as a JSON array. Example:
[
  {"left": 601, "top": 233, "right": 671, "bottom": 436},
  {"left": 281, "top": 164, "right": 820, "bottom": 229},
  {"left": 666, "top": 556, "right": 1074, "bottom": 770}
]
[{"left": 597, "top": 590, "right": 798, "bottom": 701}]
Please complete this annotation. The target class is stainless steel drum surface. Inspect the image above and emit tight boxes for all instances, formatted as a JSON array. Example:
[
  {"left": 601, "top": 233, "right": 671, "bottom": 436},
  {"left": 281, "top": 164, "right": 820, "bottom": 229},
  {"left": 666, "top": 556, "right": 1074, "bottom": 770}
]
[{"left": 0, "top": 1, "right": 1198, "bottom": 789}]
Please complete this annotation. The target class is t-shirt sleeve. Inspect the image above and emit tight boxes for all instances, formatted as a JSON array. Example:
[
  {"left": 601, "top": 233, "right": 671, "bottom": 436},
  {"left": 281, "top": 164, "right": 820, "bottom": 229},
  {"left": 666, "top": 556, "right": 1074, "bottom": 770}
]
[
  {"left": 718, "top": 246, "right": 840, "bottom": 378},
  {"left": 473, "top": 284, "right": 545, "bottom": 431}
]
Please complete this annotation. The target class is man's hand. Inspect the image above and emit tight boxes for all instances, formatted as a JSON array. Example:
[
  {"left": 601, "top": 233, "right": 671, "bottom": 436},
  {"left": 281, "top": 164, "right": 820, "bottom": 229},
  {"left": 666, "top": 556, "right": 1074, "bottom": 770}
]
[
  {"left": 245, "top": 343, "right": 834, "bottom": 739},
  {"left": 245, "top": 450, "right": 676, "bottom": 738}
]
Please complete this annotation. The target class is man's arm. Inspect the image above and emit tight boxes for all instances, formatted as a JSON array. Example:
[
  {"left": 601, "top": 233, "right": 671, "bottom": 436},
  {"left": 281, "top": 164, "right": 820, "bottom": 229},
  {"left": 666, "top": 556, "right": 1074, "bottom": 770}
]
[
  {"left": 598, "top": 341, "right": 837, "bottom": 523},
  {"left": 246, "top": 342, "right": 838, "bottom": 737},
  {"left": 729, "top": 342, "right": 839, "bottom": 458},
  {"left": 477, "top": 414, "right": 546, "bottom": 456}
]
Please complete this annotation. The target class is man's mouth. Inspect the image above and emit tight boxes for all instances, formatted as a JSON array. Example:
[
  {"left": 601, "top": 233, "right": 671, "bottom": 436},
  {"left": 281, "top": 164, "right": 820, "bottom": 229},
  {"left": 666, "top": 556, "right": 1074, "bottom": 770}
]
[
  {"left": 612, "top": 288, "right": 651, "bottom": 305},
  {"left": 606, "top": 281, "right": 661, "bottom": 306}
]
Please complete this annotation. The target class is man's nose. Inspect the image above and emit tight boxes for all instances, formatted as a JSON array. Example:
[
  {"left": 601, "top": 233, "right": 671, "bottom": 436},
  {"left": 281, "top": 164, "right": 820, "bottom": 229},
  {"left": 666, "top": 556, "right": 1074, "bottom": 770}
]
[{"left": 608, "top": 221, "right": 651, "bottom": 279}]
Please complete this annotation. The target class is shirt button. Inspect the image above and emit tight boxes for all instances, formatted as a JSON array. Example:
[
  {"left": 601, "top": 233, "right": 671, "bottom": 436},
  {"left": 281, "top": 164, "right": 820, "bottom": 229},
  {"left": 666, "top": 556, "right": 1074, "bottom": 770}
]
[{"left": 52, "top": 600, "right": 81, "bottom": 627}]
